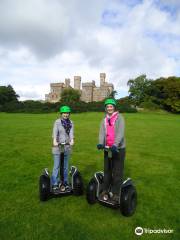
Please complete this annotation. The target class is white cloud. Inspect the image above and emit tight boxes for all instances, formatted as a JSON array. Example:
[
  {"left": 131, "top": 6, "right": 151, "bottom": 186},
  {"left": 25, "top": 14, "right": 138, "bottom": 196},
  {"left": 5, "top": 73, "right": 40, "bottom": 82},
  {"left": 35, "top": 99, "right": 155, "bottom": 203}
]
[{"left": 0, "top": 0, "right": 179, "bottom": 100}]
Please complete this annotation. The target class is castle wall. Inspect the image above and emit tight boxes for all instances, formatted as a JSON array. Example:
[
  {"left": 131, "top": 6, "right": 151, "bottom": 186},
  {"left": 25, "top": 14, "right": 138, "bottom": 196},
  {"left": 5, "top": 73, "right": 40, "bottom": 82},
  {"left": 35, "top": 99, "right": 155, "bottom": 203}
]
[{"left": 93, "top": 86, "right": 110, "bottom": 102}]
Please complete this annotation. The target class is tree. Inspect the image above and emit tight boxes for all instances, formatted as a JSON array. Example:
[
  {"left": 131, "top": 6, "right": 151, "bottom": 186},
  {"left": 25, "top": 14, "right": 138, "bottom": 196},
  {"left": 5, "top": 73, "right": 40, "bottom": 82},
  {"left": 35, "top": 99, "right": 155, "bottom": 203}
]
[
  {"left": 152, "top": 77, "right": 180, "bottom": 113},
  {"left": 108, "top": 90, "right": 117, "bottom": 98},
  {"left": 60, "top": 88, "right": 81, "bottom": 103},
  {"left": 127, "top": 75, "right": 152, "bottom": 106},
  {"left": 0, "top": 85, "right": 19, "bottom": 105}
]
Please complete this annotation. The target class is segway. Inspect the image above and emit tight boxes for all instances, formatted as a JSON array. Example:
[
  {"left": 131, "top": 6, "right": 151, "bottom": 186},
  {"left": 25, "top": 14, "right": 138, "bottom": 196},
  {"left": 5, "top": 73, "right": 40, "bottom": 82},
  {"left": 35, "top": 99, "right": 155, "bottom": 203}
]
[
  {"left": 39, "top": 143, "right": 83, "bottom": 201},
  {"left": 86, "top": 146, "right": 137, "bottom": 217}
]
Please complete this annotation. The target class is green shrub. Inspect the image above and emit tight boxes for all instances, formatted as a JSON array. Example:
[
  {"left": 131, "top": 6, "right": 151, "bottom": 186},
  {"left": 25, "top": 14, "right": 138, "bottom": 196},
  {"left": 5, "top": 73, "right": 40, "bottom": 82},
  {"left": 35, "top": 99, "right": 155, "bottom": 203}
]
[
  {"left": 0, "top": 100, "right": 137, "bottom": 113},
  {"left": 140, "top": 100, "right": 161, "bottom": 110}
]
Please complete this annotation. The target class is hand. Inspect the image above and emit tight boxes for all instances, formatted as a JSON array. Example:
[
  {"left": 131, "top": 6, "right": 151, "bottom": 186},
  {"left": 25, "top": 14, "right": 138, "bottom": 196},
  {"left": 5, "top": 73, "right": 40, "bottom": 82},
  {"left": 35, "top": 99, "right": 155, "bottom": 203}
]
[
  {"left": 97, "top": 144, "right": 104, "bottom": 150},
  {"left": 53, "top": 138, "right": 59, "bottom": 147},
  {"left": 111, "top": 145, "right": 118, "bottom": 153},
  {"left": 70, "top": 139, "right": 74, "bottom": 146}
]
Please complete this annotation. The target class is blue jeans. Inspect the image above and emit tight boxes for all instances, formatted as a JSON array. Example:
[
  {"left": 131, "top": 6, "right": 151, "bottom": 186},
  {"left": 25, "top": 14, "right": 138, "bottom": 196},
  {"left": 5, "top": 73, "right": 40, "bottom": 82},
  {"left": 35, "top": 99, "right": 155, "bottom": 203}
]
[{"left": 51, "top": 151, "right": 70, "bottom": 185}]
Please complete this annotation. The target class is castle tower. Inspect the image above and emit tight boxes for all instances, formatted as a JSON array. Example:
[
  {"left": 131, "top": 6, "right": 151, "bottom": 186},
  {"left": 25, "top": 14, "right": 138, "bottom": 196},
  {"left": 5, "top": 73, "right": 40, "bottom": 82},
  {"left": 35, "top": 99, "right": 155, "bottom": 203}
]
[
  {"left": 74, "top": 76, "right": 81, "bottom": 90},
  {"left": 100, "top": 73, "right": 106, "bottom": 86},
  {"left": 65, "top": 78, "right": 70, "bottom": 88},
  {"left": 81, "top": 82, "right": 94, "bottom": 102}
]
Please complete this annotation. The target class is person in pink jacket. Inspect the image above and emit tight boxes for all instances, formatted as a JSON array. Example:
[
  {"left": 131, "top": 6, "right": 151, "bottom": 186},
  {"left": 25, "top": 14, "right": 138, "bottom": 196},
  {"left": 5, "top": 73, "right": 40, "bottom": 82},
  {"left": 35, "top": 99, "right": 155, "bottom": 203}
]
[{"left": 97, "top": 98, "right": 125, "bottom": 202}]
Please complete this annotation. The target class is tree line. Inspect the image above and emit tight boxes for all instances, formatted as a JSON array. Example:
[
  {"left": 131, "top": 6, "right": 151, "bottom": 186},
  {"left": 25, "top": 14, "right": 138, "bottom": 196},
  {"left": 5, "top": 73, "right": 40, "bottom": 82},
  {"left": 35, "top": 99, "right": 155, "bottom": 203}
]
[
  {"left": 0, "top": 85, "right": 136, "bottom": 113},
  {"left": 0, "top": 75, "right": 179, "bottom": 113}
]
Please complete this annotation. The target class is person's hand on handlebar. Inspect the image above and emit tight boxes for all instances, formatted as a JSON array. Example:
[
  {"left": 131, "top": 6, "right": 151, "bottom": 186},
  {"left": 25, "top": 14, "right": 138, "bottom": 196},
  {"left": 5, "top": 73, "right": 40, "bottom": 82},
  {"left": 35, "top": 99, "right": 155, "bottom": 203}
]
[
  {"left": 70, "top": 139, "right": 74, "bottom": 146},
  {"left": 111, "top": 145, "right": 118, "bottom": 153},
  {"left": 53, "top": 138, "right": 59, "bottom": 147},
  {"left": 97, "top": 144, "right": 104, "bottom": 150}
]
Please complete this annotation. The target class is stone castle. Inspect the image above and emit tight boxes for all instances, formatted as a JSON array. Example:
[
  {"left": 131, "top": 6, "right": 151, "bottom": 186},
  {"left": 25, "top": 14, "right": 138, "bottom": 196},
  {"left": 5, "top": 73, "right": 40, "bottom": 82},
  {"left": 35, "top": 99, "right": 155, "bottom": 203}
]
[{"left": 45, "top": 73, "right": 114, "bottom": 103}]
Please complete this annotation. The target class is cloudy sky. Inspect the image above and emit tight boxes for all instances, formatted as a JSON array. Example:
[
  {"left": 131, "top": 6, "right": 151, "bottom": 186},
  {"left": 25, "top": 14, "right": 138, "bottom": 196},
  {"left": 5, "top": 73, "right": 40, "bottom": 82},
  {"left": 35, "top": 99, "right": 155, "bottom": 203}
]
[{"left": 0, "top": 0, "right": 180, "bottom": 100}]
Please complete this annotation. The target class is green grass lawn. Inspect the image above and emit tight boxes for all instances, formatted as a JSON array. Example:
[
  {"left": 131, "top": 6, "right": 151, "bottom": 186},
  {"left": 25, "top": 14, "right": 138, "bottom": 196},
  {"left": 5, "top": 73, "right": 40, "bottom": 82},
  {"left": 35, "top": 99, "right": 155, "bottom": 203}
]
[{"left": 0, "top": 112, "right": 179, "bottom": 240}]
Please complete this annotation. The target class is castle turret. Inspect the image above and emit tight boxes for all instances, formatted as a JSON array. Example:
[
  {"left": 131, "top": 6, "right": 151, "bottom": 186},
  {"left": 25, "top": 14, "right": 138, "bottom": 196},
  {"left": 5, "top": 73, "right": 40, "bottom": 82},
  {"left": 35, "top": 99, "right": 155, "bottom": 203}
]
[
  {"left": 81, "top": 81, "right": 95, "bottom": 102},
  {"left": 74, "top": 76, "right": 81, "bottom": 90},
  {"left": 100, "top": 73, "right": 106, "bottom": 86},
  {"left": 65, "top": 78, "right": 70, "bottom": 88}
]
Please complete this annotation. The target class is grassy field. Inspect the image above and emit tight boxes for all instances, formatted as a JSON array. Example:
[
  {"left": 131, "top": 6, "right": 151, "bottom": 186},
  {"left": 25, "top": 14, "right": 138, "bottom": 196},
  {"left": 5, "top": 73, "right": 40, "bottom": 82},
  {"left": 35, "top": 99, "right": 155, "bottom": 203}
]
[{"left": 0, "top": 111, "right": 179, "bottom": 240}]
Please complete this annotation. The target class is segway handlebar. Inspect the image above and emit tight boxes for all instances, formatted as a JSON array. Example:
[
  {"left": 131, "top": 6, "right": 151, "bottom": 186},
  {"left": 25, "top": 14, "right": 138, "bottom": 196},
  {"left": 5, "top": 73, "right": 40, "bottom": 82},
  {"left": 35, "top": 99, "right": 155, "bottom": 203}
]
[{"left": 102, "top": 145, "right": 119, "bottom": 153}]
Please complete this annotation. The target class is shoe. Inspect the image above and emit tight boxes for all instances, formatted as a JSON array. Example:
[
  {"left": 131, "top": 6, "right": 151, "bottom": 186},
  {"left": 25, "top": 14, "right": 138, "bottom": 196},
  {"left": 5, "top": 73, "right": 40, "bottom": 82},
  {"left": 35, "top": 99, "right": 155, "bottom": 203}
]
[
  {"left": 52, "top": 185, "right": 59, "bottom": 191},
  {"left": 112, "top": 194, "right": 119, "bottom": 203},
  {"left": 100, "top": 191, "right": 109, "bottom": 201},
  {"left": 60, "top": 184, "right": 66, "bottom": 192},
  {"left": 103, "top": 194, "right": 109, "bottom": 201},
  {"left": 64, "top": 182, "right": 70, "bottom": 190}
]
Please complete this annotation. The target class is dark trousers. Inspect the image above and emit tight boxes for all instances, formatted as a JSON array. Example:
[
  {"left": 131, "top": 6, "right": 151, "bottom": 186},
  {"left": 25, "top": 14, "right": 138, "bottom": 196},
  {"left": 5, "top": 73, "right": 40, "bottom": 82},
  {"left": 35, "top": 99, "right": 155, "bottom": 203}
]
[{"left": 103, "top": 148, "right": 125, "bottom": 195}]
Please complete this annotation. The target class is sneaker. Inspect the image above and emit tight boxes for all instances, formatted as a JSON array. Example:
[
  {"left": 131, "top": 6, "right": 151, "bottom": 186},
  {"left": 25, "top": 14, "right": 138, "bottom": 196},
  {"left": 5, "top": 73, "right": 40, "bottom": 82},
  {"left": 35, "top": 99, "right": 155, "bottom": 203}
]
[
  {"left": 60, "top": 184, "right": 66, "bottom": 192},
  {"left": 64, "top": 182, "right": 70, "bottom": 190},
  {"left": 112, "top": 194, "right": 119, "bottom": 203},
  {"left": 52, "top": 185, "right": 59, "bottom": 191},
  {"left": 100, "top": 191, "right": 109, "bottom": 201},
  {"left": 103, "top": 194, "right": 109, "bottom": 201}
]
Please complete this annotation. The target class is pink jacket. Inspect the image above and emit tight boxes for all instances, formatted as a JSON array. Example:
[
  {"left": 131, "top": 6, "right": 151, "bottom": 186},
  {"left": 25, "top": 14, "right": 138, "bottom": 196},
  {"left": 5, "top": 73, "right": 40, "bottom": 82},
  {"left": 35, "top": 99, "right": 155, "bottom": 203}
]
[{"left": 105, "top": 112, "right": 118, "bottom": 147}]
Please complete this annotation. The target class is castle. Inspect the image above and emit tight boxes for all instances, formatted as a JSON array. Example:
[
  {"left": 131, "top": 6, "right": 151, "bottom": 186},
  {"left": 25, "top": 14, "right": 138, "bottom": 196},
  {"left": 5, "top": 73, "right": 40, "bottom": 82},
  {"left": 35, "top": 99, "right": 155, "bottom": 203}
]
[{"left": 45, "top": 73, "right": 114, "bottom": 103}]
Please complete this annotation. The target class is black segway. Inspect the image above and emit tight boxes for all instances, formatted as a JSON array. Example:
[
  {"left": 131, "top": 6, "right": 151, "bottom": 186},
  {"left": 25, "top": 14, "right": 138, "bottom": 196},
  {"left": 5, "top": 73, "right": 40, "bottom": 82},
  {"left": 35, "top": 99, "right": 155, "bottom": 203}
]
[
  {"left": 86, "top": 146, "right": 137, "bottom": 217},
  {"left": 39, "top": 143, "right": 83, "bottom": 201}
]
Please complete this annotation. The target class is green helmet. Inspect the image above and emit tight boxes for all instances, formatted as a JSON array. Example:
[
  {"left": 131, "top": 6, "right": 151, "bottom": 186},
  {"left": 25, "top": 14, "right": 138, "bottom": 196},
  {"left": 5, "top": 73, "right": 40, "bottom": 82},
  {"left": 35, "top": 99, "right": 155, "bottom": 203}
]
[
  {"left": 104, "top": 98, "right": 117, "bottom": 106},
  {"left": 59, "top": 105, "right": 71, "bottom": 113}
]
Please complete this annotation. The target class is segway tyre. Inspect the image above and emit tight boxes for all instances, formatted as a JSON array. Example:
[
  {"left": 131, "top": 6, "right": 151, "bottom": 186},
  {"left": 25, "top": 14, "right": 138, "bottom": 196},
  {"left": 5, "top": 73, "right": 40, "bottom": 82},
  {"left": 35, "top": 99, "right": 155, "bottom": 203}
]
[
  {"left": 120, "top": 185, "right": 137, "bottom": 217},
  {"left": 73, "top": 172, "right": 83, "bottom": 196},
  {"left": 86, "top": 179, "right": 97, "bottom": 204},
  {"left": 39, "top": 174, "right": 50, "bottom": 201}
]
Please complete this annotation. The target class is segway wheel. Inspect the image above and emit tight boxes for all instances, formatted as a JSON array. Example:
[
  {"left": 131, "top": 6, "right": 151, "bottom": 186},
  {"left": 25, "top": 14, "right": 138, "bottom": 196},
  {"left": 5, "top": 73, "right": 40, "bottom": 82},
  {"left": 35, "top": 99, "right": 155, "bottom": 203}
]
[
  {"left": 73, "top": 172, "right": 83, "bottom": 196},
  {"left": 120, "top": 185, "right": 137, "bottom": 217},
  {"left": 39, "top": 174, "right": 50, "bottom": 201},
  {"left": 86, "top": 179, "right": 97, "bottom": 204}
]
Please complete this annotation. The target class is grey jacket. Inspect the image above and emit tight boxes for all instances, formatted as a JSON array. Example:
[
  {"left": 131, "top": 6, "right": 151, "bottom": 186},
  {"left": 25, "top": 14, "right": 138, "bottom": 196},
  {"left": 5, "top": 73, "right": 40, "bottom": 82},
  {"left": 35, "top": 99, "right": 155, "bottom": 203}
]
[
  {"left": 52, "top": 118, "right": 74, "bottom": 154},
  {"left": 99, "top": 112, "right": 125, "bottom": 149}
]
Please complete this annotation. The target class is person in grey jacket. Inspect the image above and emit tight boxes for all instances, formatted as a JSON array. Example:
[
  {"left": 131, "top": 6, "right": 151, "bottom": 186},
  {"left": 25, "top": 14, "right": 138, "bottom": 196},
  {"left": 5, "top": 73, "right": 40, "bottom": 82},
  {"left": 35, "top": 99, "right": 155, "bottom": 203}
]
[
  {"left": 97, "top": 98, "right": 125, "bottom": 202},
  {"left": 51, "top": 105, "right": 74, "bottom": 191}
]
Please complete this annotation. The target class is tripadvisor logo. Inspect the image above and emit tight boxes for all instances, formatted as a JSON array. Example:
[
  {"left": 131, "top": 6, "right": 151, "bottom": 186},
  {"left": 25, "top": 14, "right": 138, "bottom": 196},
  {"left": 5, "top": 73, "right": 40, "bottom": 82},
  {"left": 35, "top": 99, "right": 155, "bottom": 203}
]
[
  {"left": 135, "top": 227, "right": 143, "bottom": 236},
  {"left": 135, "top": 226, "right": 174, "bottom": 236}
]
